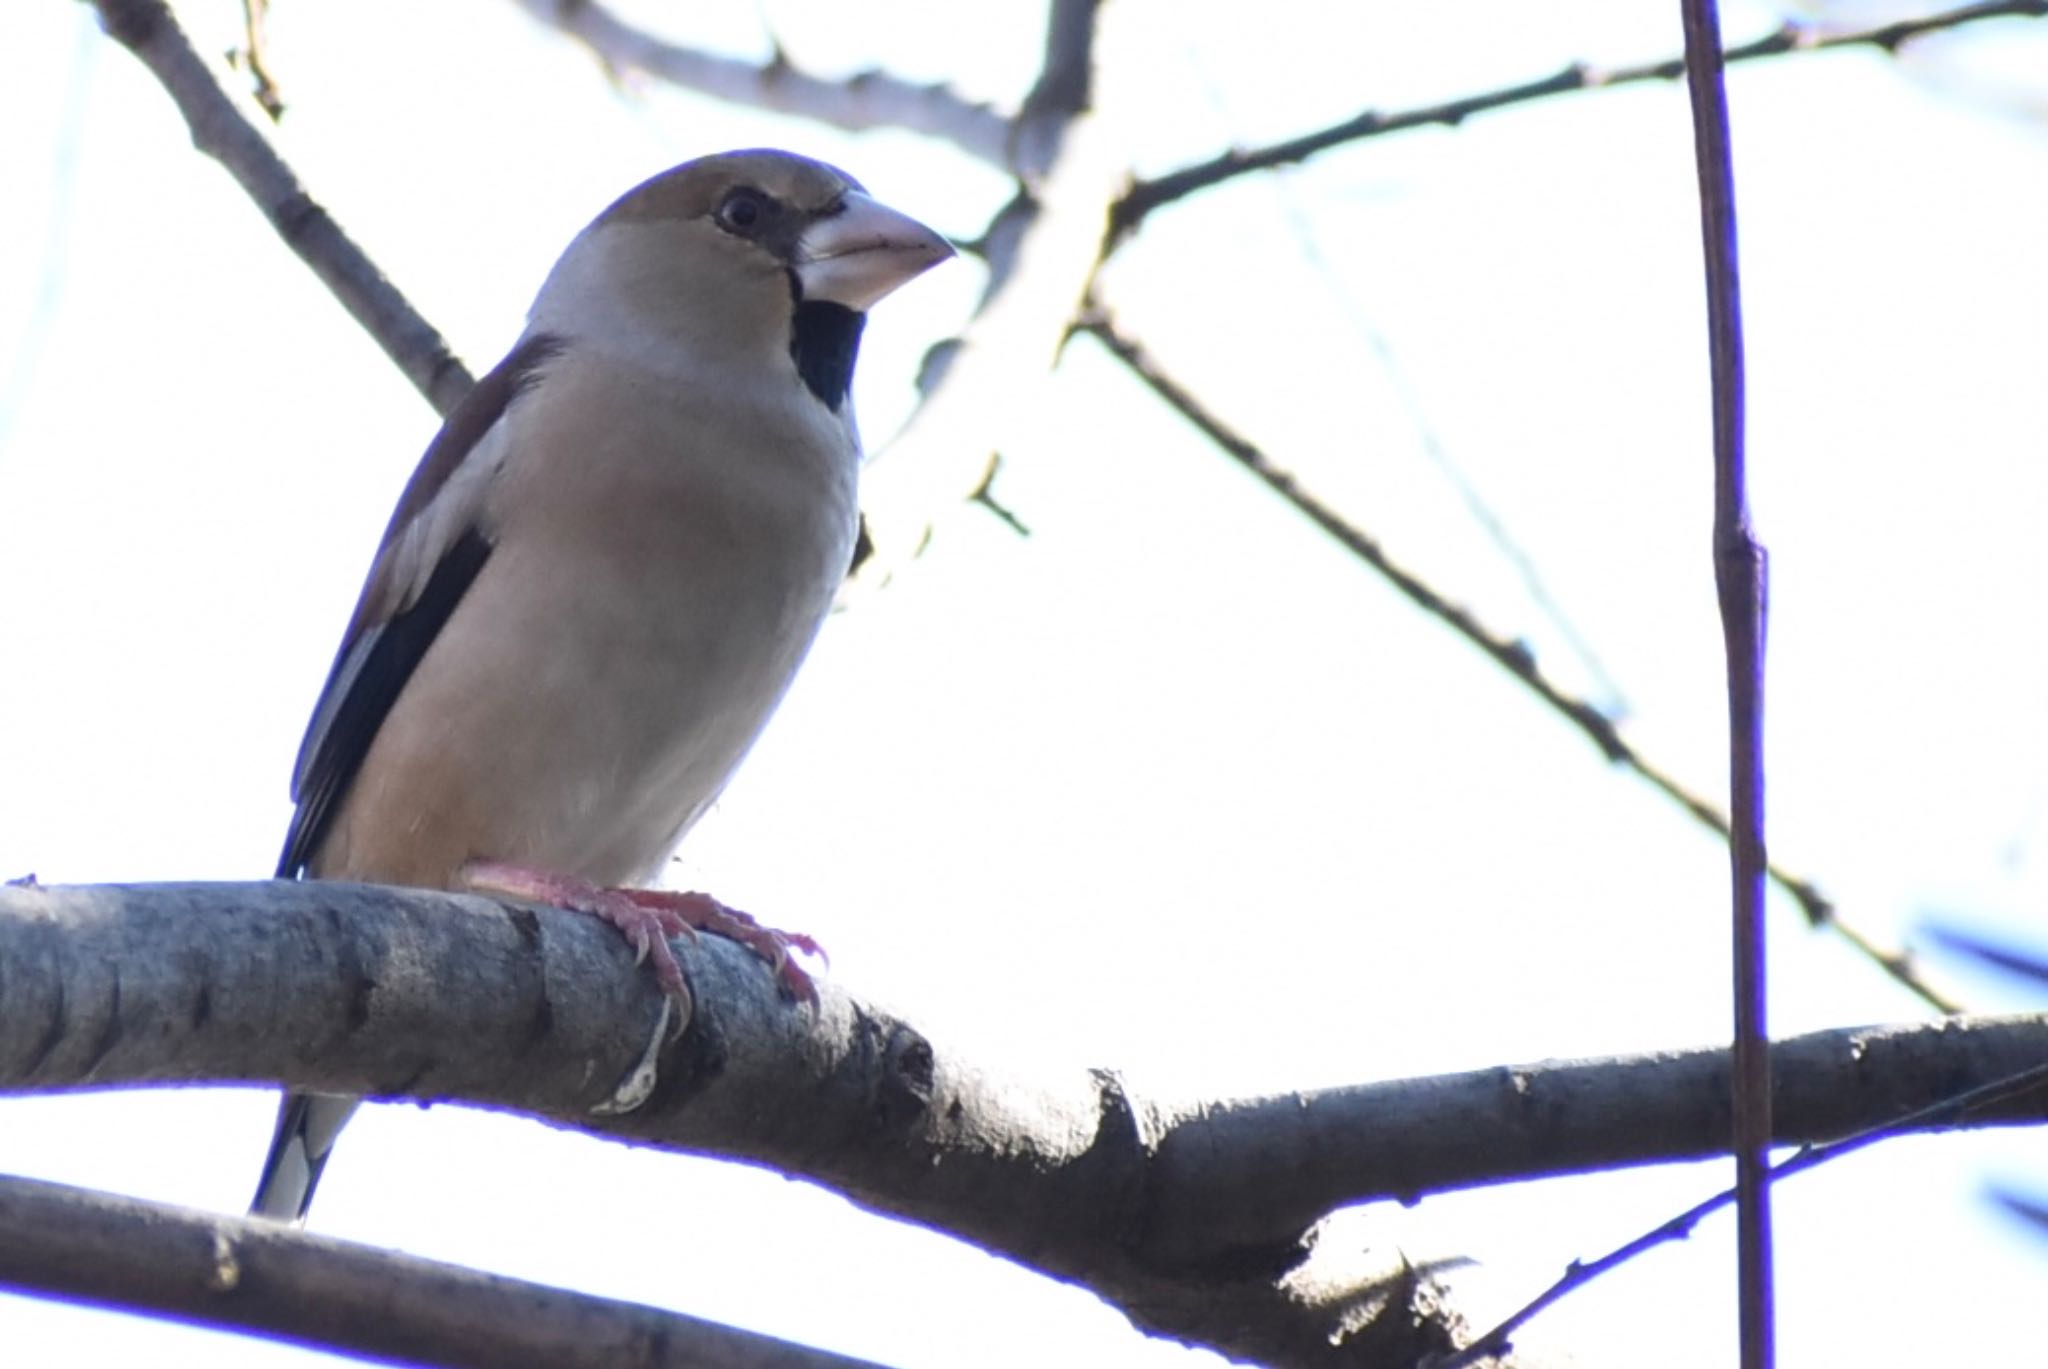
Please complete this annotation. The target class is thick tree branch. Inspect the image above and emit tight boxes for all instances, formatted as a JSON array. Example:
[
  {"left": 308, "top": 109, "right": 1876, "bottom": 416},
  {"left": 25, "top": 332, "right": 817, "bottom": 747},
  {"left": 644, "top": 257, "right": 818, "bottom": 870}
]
[
  {"left": 1113, "top": 0, "right": 2048, "bottom": 234},
  {"left": 0, "top": 878, "right": 1446, "bottom": 1367},
  {"left": 0, "top": 1173, "right": 892, "bottom": 1369},
  {"left": 4, "top": 882, "right": 2044, "bottom": 1367},
  {"left": 91, "top": 0, "right": 473, "bottom": 415},
  {"left": 1073, "top": 307, "right": 1960, "bottom": 1016},
  {"left": 1146, "top": 1012, "right": 2048, "bottom": 1255},
  {"left": 507, "top": 0, "right": 1013, "bottom": 168}
]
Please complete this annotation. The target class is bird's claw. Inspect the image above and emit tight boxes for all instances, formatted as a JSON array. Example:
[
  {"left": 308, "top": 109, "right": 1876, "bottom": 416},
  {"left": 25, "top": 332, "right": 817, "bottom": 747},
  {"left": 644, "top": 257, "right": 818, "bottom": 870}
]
[
  {"left": 462, "top": 860, "right": 822, "bottom": 1007},
  {"left": 611, "top": 887, "right": 822, "bottom": 1006}
]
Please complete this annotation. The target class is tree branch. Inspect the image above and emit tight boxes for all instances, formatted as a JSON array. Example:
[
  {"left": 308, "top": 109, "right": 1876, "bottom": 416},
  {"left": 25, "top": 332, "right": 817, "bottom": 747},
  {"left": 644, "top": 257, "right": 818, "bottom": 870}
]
[
  {"left": 0, "top": 878, "right": 1446, "bottom": 1367},
  {"left": 0, "top": 1173, "right": 893, "bottom": 1369},
  {"left": 506, "top": 0, "right": 1014, "bottom": 168},
  {"left": 850, "top": 0, "right": 1123, "bottom": 585},
  {"left": 230, "top": 0, "right": 285, "bottom": 120},
  {"left": 5, "top": 882, "right": 2044, "bottom": 1367},
  {"left": 90, "top": 0, "right": 473, "bottom": 415},
  {"left": 1112, "top": 0, "right": 2048, "bottom": 234},
  {"left": 1432, "top": 1051, "right": 2048, "bottom": 1369},
  {"left": 1675, "top": 0, "right": 1773, "bottom": 1362},
  {"left": 1073, "top": 305, "right": 1961, "bottom": 1016},
  {"left": 1145, "top": 1012, "right": 2048, "bottom": 1254}
]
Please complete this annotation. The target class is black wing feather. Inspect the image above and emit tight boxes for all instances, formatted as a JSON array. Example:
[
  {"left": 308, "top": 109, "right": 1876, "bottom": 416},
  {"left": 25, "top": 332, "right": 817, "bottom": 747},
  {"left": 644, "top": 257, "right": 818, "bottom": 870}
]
[{"left": 275, "top": 528, "right": 492, "bottom": 877}]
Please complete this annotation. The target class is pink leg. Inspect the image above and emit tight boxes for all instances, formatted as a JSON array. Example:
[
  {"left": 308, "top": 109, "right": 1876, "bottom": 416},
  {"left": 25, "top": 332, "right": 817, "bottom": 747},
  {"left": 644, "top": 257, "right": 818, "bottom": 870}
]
[
  {"left": 611, "top": 887, "right": 822, "bottom": 1005},
  {"left": 462, "top": 861, "right": 821, "bottom": 1006}
]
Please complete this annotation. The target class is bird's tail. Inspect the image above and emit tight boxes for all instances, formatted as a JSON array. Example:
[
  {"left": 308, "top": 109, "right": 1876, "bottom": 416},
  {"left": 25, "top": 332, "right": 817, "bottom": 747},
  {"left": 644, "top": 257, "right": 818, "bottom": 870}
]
[{"left": 250, "top": 1090, "right": 360, "bottom": 1222}]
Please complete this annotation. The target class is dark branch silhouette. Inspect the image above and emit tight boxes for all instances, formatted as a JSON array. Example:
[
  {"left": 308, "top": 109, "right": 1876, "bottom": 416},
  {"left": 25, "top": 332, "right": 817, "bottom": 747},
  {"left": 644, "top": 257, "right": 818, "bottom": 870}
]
[
  {"left": 1074, "top": 305, "right": 1960, "bottom": 1016},
  {"left": 1432, "top": 1055, "right": 2048, "bottom": 1369},
  {"left": 0, "top": 1173, "right": 892, "bottom": 1369},
  {"left": 1113, "top": 1, "right": 2048, "bottom": 233},
  {"left": 1675, "top": 2, "right": 1773, "bottom": 1361},
  {"left": 93, "top": 0, "right": 473, "bottom": 415}
]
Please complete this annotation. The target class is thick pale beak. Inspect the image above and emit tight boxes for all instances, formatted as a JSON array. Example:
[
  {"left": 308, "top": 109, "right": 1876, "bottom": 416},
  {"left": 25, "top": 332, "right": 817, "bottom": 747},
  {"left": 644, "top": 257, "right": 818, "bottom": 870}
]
[{"left": 796, "top": 191, "right": 954, "bottom": 312}]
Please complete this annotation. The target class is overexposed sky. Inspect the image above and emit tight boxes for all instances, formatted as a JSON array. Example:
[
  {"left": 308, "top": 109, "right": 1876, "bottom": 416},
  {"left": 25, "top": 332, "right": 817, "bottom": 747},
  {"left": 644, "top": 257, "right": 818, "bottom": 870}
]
[{"left": 2, "top": 2, "right": 2046, "bottom": 1366}]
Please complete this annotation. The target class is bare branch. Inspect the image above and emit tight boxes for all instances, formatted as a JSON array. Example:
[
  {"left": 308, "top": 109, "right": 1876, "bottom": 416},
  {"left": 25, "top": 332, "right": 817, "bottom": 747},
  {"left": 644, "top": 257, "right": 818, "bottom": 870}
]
[
  {"left": 507, "top": 0, "right": 1013, "bottom": 168},
  {"left": 1113, "top": 0, "right": 2048, "bottom": 234},
  {"left": 1675, "top": 1, "right": 1774, "bottom": 1362},
  {"left": 1148, "top": 1014, "right": 2048, "bottom": 1255},
  {"left": 90, "top": 0, "right": 473, "bottom": 415},
  {"left": 5, "top": 882, "right": 2044, "bottom": 1367},
  {"left": 852, "top": 0, "right": 1122, "bottom": 584},
  {"left": 228, "top": 0, "right": 285, "bottom": 120},
  {"left": 1074, "top": 305, "right": 1963, "bottom": 1015},
  {"left": 0, "top": 878, "right": 1450, "bottom": 1367},
  {"left": 1433, "top": 1055, "right": 2048, "bottom": 1369},
  {"left": 0, "top": 1173, "right": 893, "bottom": 1369}
]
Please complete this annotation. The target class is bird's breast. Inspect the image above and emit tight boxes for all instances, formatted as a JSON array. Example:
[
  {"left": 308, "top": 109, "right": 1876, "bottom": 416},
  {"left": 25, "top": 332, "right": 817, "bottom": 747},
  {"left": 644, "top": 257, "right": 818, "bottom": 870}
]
[{"left": 316, "top": 351, "right": 858, "bottom": 889}]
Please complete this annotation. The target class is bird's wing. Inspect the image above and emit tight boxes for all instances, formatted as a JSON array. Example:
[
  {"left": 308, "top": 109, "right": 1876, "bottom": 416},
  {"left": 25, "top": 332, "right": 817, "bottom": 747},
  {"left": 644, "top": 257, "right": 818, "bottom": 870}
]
[{"left": 276, "top": 333, "right": 565, "bottom": 878}]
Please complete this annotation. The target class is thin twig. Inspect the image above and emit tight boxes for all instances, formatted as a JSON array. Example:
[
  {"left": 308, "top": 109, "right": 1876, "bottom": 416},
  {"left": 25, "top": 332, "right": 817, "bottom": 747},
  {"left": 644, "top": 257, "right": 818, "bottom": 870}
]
[
  {"left": 507, "top": 0, "right": 1014, "bottom": 168},
  {"left": 1075, "top": 304, "right": 1960, "bottom": 1015},
  {"left": 851, "top": 0, "right": 1122, "bottom": 583},
  {"left": 1678, "top": 1, "right": 1772, "bottom": 1363},
  {"left": 1259, "top": 175, "right": 1633, "bottom": 716},
  {"left": 1989, "top": 1186, "right": 2048, "bottom": 1236},
  {"left": 91, "top": 0, "right": 473, "bottom": 415},
  {"left": 1429, "top": 1057, "right": 2048, "bottom": 1369},
  {"left": 1927, "top": 925, "right": 2048, "bottom": 987},
  {"left": 1113, "top": 0, "right": 2048, "bottom": 233},
  {"left": 234, "top": 0, "right": 285, "bottom": 120}
]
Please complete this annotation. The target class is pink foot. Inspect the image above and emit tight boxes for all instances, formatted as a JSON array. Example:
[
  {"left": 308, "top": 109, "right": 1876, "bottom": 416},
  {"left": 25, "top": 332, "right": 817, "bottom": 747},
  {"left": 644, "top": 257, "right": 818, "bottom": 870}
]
[{"left": 462, "top": 861, "right": 822, "bottom": 1006}]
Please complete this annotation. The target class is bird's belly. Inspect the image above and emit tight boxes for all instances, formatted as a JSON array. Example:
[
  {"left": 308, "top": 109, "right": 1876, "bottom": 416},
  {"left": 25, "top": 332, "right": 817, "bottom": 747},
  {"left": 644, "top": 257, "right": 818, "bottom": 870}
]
[{"left": 314, "top": 516, "right": 841, "bottom": 890}]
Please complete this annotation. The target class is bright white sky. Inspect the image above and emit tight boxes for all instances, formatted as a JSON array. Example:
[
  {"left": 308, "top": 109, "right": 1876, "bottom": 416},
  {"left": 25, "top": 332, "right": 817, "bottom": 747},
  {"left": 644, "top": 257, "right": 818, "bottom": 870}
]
[{"left": 2, "top": 2, "right": 2045, "bottom": 1366}]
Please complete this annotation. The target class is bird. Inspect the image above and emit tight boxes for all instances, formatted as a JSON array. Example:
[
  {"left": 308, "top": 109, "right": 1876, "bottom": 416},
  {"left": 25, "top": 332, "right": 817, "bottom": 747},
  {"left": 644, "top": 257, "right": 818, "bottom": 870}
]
[{"left": 249, "top": 149, "right": 953, "bottom": 1222}]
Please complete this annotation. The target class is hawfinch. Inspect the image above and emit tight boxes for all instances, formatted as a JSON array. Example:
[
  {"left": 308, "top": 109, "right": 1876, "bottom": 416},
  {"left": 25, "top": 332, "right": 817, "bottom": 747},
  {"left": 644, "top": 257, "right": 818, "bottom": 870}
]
[{"left": 250, "top": 150, "right": 952, "bottom": 1221}]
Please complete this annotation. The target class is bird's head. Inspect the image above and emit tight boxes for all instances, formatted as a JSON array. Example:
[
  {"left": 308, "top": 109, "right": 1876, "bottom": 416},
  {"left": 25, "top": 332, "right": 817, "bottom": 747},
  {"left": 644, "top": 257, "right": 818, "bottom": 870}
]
[{"left": 533, "top": 149, "right": 953, "bottom": 409}]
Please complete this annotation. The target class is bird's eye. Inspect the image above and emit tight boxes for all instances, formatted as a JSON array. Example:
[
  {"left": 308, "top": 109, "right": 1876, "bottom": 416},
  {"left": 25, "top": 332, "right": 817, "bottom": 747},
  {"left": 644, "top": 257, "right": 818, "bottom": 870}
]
[{"left": 715, "top": 188, "right": 769, "bottom": 235}]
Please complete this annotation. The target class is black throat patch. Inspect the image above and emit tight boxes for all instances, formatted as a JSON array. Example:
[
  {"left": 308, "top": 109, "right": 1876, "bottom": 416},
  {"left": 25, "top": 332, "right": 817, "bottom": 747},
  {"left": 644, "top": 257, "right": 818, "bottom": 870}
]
[{"left": 790, "top": 300, "right": 865, "bottom": 410}]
